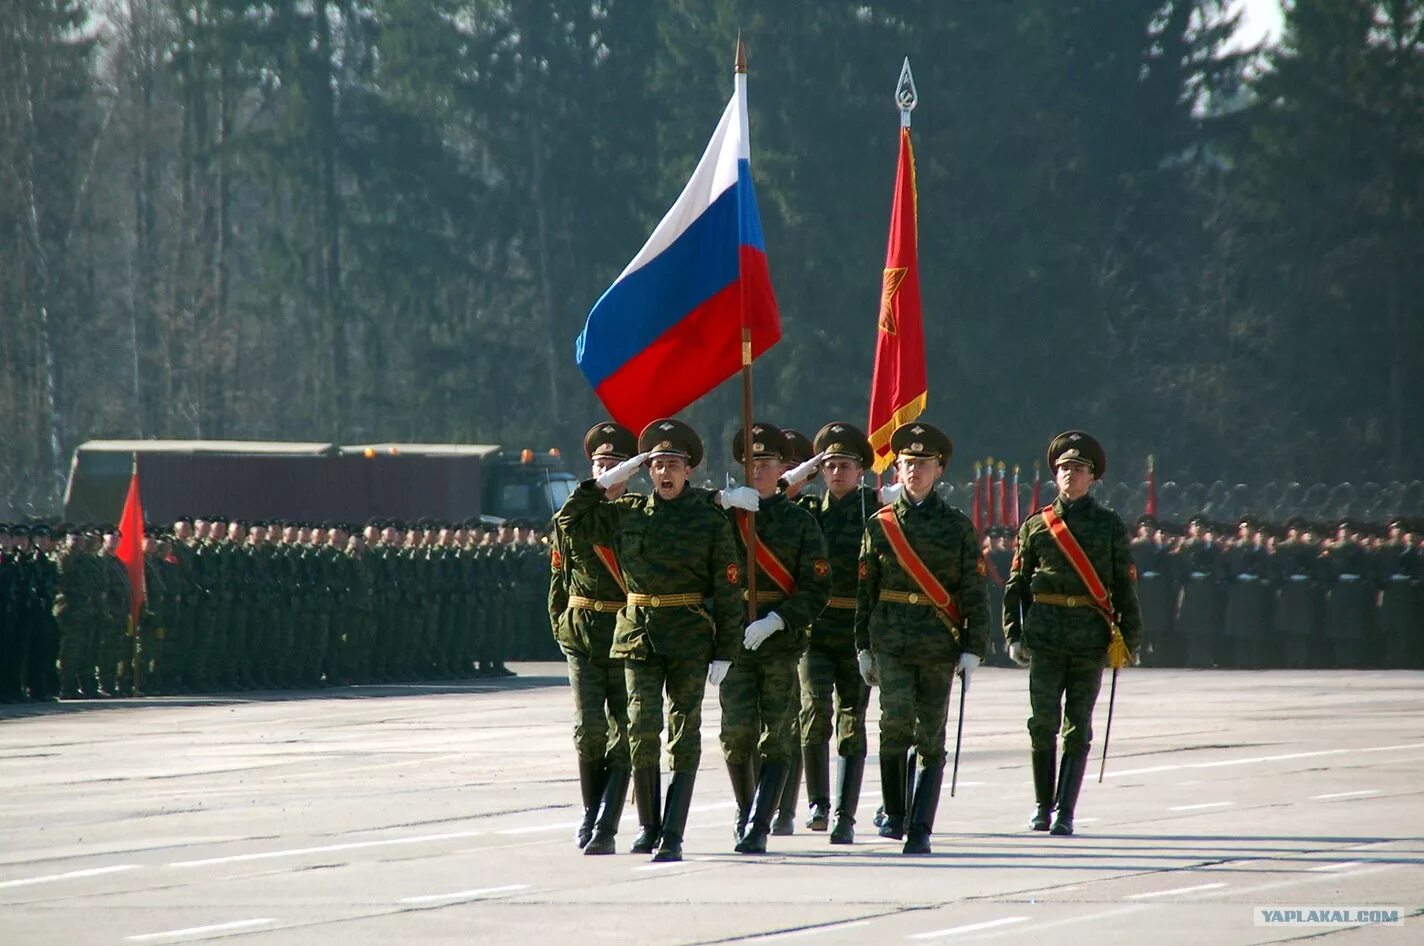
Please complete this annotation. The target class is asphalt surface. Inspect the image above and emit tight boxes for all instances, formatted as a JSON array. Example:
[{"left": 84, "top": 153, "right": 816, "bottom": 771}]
[{"left": 2, "top": 665, "right": 1421, "bottom": 945}]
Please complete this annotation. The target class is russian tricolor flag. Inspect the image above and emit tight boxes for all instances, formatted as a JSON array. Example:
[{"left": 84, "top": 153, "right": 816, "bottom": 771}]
[{"left": 576, "top": 67, "right": 781, "bottom": 434}]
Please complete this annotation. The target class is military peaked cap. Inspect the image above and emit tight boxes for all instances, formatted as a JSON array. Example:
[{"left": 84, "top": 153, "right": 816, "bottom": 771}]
[
  {"left": 583, "top": 421, "right": 638, "bottom": 461},
  {"left": 1047, "top": 430, "right": 1106, "bottom": 480},
  {"left": 891, "top": 422, "right": 952, "bottom": 463},
  {"left": 814, "top": 422, "right": 874, "bottom": 468},
  {"left": 731, "top": 422, "right": 786, "bottom": 464},
  {"left": 639, "top": 418, "right": 704, "bottom": 468}
]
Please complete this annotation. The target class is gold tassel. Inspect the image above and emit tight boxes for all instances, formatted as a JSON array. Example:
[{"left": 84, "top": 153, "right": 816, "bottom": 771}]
[{"left": 1107, "top": 625, "right": 1130, "bottom": 669}]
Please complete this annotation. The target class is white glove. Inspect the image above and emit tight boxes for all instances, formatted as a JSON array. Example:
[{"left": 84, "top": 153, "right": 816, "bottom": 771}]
[
  {"left": 1008, "top": 640, "right": 1030, "bottom": 668},
  {"left": 857, "top": 650, "right": 879, "bottom": 686},
  {"left": 717, "top": 486, "right": 759, "bottom": 512},
  {"left": 783, "top": 451, "right": 827, "bottom": 488},
  {"left": 707, "top": 659, "right": 732, "bottom": 686},
  {"left": 879, "top": 482, "right": 904, "bottom": 504},
  {"left": 957, "top": 652, "right": 981, "bottom": 680},
  {"left": 596, "top": 452, "right": 650, "bottom": 490},
  {"left": 743, "top": 612, "right": 784, "bottom": 651}
]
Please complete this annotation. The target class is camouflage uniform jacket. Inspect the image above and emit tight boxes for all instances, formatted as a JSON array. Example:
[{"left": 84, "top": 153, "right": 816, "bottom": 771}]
[
  {"left": 1002, "top": 494, "right": 1143, "bottom": 657},
  {"left": 726, "top": 491, "right": 831, "bottom": 660},
  {"left": 807, "top": 485, "right": 881, "bottom": 650},
  {"left": 556, "top": 480, "right": 743, "bottom": 663},
  {"left": 548, "top": 495, "right": 643, "bottom": 658},
  {"left": 855, "top": 490, "right": 989, "bottom": 661}
]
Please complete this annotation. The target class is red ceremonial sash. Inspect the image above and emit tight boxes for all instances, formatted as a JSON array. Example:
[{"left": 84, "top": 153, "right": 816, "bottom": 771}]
[
  {"left": 1039, "top": 505, "right": 1114, "bottom": 624},
  {"left": 734, "top": 510, "right": 797, "bottom": 597},
  {"left": 592, "top": 544, "right": 628, "bottom": 596},
  {"left": 872, "top": 506, "right": 964, "bottom": 629}
]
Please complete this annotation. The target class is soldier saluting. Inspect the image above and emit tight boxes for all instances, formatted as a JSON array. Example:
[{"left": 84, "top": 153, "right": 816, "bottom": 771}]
[
  {"left": 855, "top": 422, "right": 989, "bottom": 855},
  {"left": 555, "top": 418, "right": 745, "bottom": 863},
  {"left": 1002, "top": 431, "right": 1143, "bottom": 836}
]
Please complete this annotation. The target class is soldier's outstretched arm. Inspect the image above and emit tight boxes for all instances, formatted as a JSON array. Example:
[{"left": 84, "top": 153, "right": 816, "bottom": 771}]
[
  {"left": 709, "top": 514, "right": 745, "bottom": 662},
  {"left": 1002, "top": 520, "right": 1036, "bottom": 644},
  {"left": 555, "top": 480, "right": 623, "bottom": 544}
]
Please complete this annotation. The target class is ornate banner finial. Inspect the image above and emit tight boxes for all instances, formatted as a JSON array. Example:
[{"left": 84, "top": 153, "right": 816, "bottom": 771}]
[{"left": 896, "top": 57, "right": 917, "bottom": 127}]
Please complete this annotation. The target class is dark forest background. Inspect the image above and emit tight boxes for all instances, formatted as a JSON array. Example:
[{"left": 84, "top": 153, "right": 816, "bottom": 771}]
[{"left": 3, "top": 0, "right": 1421, "bottom": 516}]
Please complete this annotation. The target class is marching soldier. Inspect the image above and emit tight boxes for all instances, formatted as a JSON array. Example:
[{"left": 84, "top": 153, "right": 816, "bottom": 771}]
[
  {"left": 549, "top": 422, "right": 639, "bottom": 855},
  {"left": 800, "top": 423, "right": 880, "bottom": 843},
  {"left": 856, "top": 422, "right": 989, "bottom": 854},
  {"left": 555, "top": 418, "right": 745, "bottom": 862},
  {"left": 719, "top": 424, "right": 829, "bottom": 854},
  {"left": 1002, "top": 431, "right": 1143, "bottom": 837},
  {"left": 769, "top": 425, "right": 818, "bottom": 836}
]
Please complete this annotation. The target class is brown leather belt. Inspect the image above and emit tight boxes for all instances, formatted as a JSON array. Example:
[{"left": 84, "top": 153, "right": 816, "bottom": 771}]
[
  {"left": 568, "top": 595, "right": 624, "bottom": 613},
  {"left": 1033, "top": 592, "right": 1096, "bottom": 609},
  {"left": 626, "top": 592, "right": 704, "bottom": 608},
  {"left": 825, "top": 596, "right": 858, "bottom": 610},
  {"left": 879, "top": 589, "right": 940, "bottom": 606}
]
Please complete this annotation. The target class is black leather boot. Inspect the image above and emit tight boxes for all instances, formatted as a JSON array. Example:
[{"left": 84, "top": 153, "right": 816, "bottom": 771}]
[
  {"left": 727, "top": 758, "right": 756, "bottom": 844},
  {"left": 576, "top": 758, "right": 606, "bottom": 848},
  {"left": 902, "top": 761, "right": 944, "bottom": 854},
  {"left": 803, "top": 743, "right": 831, "bottom": 831},
  {"left": 828, "top": 754, "right": 865, "bottom": 844},
  {"left": 652, "top": 770, "right": 697, "bottom": 862},
  {"left": 736, "top": 761, "right": 789, "bottom": 854},
  {"left": 630, "top": 767, "right": 661, "bottom": 854},
  {"left": 772, "top": 752, "right": 801, "bottom": 836},
  {"left": 877, "top": 750, "right": 909, "bottom": 840},
  {"left": 1050, "top": 751, "right": 1088, "bottom": 836},
  {"left": 1030, "top": 748, "right": 1056, "bottom": 831},
  {"left": 583, "top": 767, "right": 630, "bottom": 855}
]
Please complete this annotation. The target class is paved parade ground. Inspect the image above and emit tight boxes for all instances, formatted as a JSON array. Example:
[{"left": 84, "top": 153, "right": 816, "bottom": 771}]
[{"left": 2, "top": 666, "right": 1421, "bottom": 945}]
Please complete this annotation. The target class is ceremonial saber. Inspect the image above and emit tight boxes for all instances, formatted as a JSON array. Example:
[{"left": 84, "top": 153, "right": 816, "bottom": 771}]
[
  {"left": 950, "top": 673, "right": 966, "bottom": 796},
  {"left": 1098, "top": 667, "right": 1118, "bottom": 783}
]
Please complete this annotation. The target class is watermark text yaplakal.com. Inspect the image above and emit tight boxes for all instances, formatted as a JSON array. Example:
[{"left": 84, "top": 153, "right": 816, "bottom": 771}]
[{"left": 1255, "top": 906, "right": 1404, "bottom": 927}]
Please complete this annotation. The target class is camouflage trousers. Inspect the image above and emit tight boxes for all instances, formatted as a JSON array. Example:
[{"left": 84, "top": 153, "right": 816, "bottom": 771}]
[
  {"left": 876, "top": 651, "right": 955, "bottom": 765},
  {"left": 566, "top": 648, "right": 630, "bottom": 769},
  {"left": 626, "top": 653, "right": 708, "bottom": 773},
  {"left": 719, "top": 653, "right": 799, "bottom": 765},
  {"left": 798, "top": 643, "right": 869, "bottom": 758},
  {"left": 1027, "top": 650, "right": 1104, "bottom": 754}
]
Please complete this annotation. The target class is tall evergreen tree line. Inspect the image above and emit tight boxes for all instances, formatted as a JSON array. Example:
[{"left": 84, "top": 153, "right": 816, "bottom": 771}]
[{"left": 2, "top": 0, "right": 1420, "bottom": 518}]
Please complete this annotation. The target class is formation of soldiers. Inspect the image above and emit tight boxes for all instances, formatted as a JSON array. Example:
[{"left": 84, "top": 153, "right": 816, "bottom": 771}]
[
  {"left": 1115, "top": 515, "right": 1418, "bottom": 669},
  {"left": 0, "top": 517, "right": 562, "bottom": 702},
  {"left": 551, "top": 418, "right": 1140, "bottom": 861}
]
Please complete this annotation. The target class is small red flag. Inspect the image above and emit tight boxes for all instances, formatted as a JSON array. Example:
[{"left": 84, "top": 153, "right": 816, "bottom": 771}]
[
  {"left": 971, "top": 462, "right": 983, "bottom": 533},
  {"left": 1011, "top": 465, "right": 1021, "bottom": 525},
  {"left": 867, "top": 127, "right": 927, "bottom": 472},
  {"left": 114, "top": 464, "right": 146, "bottom": 626},
  {"left": 1145, "top": 454, "right": 1158, "bottom": 518},
  {"left": 996, "top": 462, "right": 1009, "bottom": 528}
]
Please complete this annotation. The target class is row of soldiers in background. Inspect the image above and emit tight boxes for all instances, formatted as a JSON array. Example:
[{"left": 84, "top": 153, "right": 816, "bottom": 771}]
[
  {"left": 0, "top": 517, "right": 564, "bottom": 703},
  {"left": 977, "top": 515, "right": 1424, "bottom": 671}
]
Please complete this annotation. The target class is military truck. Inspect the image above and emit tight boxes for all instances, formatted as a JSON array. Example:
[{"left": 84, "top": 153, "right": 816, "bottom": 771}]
[{"left": 63, "top": 440, "right": 576, "bottom": 525}]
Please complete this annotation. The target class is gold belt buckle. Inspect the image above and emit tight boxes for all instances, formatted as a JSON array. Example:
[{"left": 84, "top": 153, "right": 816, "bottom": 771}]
[
  {"left": 649, "top": 595, "right": 661, "bottom": 607},
  {"left": 1066, "top": 596, "right": 1078, "bottom": 607},
  {"left": 593, "top": 600, "right": 607, "bottom": 612},
  {"left": 907, "top": 592, "right": 920, "bottom": 605}
]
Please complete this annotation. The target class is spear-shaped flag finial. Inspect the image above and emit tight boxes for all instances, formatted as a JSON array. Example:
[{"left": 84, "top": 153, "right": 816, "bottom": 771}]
[
  {"left": 735, "top": 31, "right": 747, "bottom": 74},
  {"left": 896, "top": 57, "right": 917, "bottom": 127}
]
